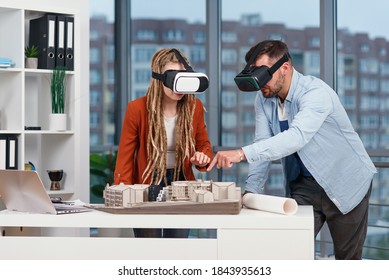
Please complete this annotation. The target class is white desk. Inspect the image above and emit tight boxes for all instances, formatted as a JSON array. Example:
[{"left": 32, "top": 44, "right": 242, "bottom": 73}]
[{"left": 0, "top": 206, "right": 314, "bottom": 260}]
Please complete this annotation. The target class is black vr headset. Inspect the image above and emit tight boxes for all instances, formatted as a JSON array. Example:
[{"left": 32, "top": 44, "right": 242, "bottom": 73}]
[
  {"left": 234, "top": 46, "right": 290, "bottom": 92},
  {"left": 152, "top": 49, "right": 209, "bottom": 94}
]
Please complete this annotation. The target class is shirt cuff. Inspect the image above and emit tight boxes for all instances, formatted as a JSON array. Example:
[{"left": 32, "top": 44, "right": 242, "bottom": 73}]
[{"left": 242, "top": 144, "right": 260, "bottom": 163}]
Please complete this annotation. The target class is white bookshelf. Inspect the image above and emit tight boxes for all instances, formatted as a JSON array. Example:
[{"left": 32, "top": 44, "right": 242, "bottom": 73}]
[{"left": 0, "top": 0, "right": 89, "bottom": 201}]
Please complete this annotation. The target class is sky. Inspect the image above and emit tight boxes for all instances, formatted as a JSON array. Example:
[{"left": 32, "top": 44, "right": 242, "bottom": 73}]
[{"left": 89, "top": 0, "right": 389, "bottom": 40}]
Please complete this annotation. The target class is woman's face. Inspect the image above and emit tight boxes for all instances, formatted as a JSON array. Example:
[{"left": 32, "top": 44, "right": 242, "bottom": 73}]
[{"left": 161, "top": 62, "right": 185, "bottom": 102}]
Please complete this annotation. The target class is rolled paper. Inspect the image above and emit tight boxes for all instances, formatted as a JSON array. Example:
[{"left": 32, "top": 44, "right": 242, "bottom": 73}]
[{"left": 242, "top": 193, "right": 298, "bottom": 215}]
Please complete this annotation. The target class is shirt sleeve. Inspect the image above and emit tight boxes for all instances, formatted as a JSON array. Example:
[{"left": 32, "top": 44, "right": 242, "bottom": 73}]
[
  {"left": 193, "top": 99, "right": 213, "bottom": 171},
  {"left": 244, "top": 86, "right": 332, "bottom": 163},
  {"left": 114, "top": 102, "right": 139, "bottom": 185}
]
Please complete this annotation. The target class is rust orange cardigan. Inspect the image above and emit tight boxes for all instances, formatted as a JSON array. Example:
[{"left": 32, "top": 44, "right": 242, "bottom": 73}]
[{"left": 114, "top": 96, "right": 213, "bottom": 185}]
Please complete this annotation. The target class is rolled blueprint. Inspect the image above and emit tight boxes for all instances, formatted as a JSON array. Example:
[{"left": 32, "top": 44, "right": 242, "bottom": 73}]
[{"left": 242, "top": 193, "right": 298, "bottom": 215}]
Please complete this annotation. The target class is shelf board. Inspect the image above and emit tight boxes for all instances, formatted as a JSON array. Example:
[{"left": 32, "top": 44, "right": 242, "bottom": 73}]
[
  {"left": 25, "top": 68, "right": 75, "bottom": 77},
  {"left": 47, "top": 190, "right": 75, "bottom": 196},
  {"left": 0, "top": 68, "right": 22, "bottom": 73},
  {"left": 0, "top": 130, "right": 22, "bottom": 134},
  {"left": 24, "top": 130, "right": 74, "bottom": 135}
]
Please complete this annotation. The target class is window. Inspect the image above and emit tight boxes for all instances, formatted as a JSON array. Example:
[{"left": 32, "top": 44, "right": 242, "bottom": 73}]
[
  {"left": 221, "top": 0, "right": 320, "bottom": 193},
  {"left": 222, "top": 48, "right": 237, "bottom": 65},
  {"left": 268, "top": 33, "right": 285, "bottom": 41},
  {"left": 89, "top": 0, "right": 116, "bottom": 150},
  {"left": 221, "top": 70, "right": 237, "bottom": 85},
  {"left": 135, "top": 69, "right": 151, "bottom": 83},
  {"left": 90, "top": 48, "right": 100, "bottom": 64},
  {"left": 106, "top": 45, "right": 115, "bottom": 62},
  {"left": 339, "top": 0, "right": 389, "bottom": 259},
  {"left": 135, "top": 48, "right": 157, "bottom": 63},
  {"left": 242, "top": 111, "right": 255, "bottom": 126},
  {"left": 359, "top": 58, "right": 379, "bottom": 74},
  {"left": 190, "top": 46, "right": 206, "bottom": 63},
  {"left": 360, "top": 78, "right": 378, "bottom": 92},
  {"left": 221, "top": 91, "right": 237, "bottom": 108},
  {"left": 221, "top": 31, "right": 237, "bottom": 43},
  {"left": 90, "top": 90, "right": 101, "bottom": 106},
  {"left": 381, "top": 80, "right": 389, "bottom": 93},
  {"left": 221, "top": 112, "right": 237, "bottom": 129},
  {"left": 309, "top": 36, "right": 320, "bottom": 47},
  {"left": 136, "top": 29, "right": 156, "bottom": 40},
  {"left": 90, "top": 69, "right": 101, "bottom": 85},
  {"left": 381, "top": 62, "right": 389, "bottom": 75},
  {"left": 85, "top": 0, "right": 389, "bottom": 260},
  {"left": 163, "top": 29, "right": 185, "bottom": 41},
  {"left": 193, "top": 31, "right": 206, "bottom": 43},
  {"left": 90, "top": 111, "right": 100, "bottom": 128}
]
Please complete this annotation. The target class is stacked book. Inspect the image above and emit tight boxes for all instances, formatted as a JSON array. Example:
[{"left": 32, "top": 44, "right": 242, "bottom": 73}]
[{"left": 0, "top": 58, "right": 15, "bottom": 68}]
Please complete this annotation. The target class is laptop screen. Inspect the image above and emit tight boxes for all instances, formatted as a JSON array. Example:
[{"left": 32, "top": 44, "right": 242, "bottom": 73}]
[{"left": 0, "top": 169, "right": 59, "bottom": 214}]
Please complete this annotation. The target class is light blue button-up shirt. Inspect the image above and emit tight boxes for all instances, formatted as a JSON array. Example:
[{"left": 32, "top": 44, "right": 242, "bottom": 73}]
[{"left": 242, "top": 69, "right": 377, "bottom": 214}]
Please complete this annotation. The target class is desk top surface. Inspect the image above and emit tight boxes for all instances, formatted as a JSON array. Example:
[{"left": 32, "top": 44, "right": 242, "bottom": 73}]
[{"left": 0, "top": 205, "right": 313, "bottom": 229}]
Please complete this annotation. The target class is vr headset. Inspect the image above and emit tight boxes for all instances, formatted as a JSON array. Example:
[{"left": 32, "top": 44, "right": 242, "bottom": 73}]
[
  {"left": 152, "top": 49, "right": 209, "bottom": 94},
  {"left": 234, "top": 47, "right": 290, "bottom": 92}
]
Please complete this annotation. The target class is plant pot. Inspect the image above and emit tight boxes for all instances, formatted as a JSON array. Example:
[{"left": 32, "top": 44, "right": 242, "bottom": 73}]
[
  {"left": 25, "top": 57, "right": 38, "bottom": 69},
  {"left": 49, "top": 113, "right": 67, "bottom": 131}
]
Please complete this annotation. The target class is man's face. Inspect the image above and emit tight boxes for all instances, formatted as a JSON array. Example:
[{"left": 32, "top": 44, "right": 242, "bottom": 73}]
[{"left": 254, "top": 55, "right": 285, "bottom": 99}]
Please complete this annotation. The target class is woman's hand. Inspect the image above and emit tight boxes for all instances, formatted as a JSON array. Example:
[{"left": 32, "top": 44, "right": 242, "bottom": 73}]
[{"left": 190, "top": 151, "right": 211, "bottom": 167}]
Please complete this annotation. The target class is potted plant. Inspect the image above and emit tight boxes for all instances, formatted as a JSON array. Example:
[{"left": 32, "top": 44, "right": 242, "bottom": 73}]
[
  {"left": 24, "top": 45, "right": 39, "bottom": 69},
  {"left": 49, "top": 67, "right": 67, "bottom": 131}
]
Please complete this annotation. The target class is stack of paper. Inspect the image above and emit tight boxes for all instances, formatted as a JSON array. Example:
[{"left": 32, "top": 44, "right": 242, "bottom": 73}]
[{"left": 0, "top": 58, "right": 15, "bottom": 68}]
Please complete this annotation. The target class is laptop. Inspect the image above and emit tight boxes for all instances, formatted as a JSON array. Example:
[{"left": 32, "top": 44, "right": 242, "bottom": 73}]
[{"left": 0, "top": 169, "right": 91, "bottom": 214}]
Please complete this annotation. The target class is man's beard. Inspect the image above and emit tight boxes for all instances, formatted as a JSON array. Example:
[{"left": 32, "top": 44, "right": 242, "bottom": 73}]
[{"left": 262, "top": 74, "right": 284, "bottom": 98}]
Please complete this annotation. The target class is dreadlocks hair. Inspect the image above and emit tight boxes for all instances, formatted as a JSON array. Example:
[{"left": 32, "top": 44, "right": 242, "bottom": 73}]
[{"left": 142, "top": 48, "right": 197, "bottom": 186}]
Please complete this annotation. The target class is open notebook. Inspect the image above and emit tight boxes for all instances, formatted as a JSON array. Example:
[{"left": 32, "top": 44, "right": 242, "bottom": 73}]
[{"left": 0, "top": 169, "right": 90, "bottom": 214}]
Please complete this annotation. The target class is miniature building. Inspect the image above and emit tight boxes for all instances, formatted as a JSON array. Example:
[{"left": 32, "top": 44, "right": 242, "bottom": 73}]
[
  {"left": 104, "top": 183, "right": 131, "bottom": 207},
  {"left": 104, "top": 180, "right": 241, "bottom": 207},
  {"left": 211, "top": 182, "right": 236, "bottom": 200},
  {"left": 191, "top": 189, "right": 214, "bottom": 203},
  {"left": 170, "top": 180, "right": 213, "bottom": 201},
  {"left": 104, "top": 183, "right": 148, "bottom": 207},
  {"left": 130, "top": 184, "right": 149, "bottom": 205}
]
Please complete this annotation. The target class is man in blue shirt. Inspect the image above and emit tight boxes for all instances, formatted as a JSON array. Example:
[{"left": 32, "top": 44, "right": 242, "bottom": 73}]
[{"left": 207, "top": 40, "right": 377, "bottom": 259}]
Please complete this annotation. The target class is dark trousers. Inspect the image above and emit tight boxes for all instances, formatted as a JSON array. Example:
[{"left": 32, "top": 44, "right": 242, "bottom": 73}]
[
  {"left": 134, "top": 169, "right": 190, "bottom": 238},
  {"left": 290, "top": 175, "right": 371, "bottom": 260}
]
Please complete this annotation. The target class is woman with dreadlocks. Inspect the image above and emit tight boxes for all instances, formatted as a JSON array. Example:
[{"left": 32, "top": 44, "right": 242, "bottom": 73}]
[{"left": 114, "top": 48, "right": 213, "bottom": 238}]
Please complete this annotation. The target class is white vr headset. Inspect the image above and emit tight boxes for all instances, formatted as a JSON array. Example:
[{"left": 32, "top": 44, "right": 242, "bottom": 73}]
[{"left": 152, "top": 49, "right": 209, "bottom": 94}]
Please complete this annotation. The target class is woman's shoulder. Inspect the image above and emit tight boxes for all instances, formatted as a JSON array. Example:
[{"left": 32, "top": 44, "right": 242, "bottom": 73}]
[
  {"left": 127, "top": 96, "right": 147, "bottom": 109},
  {"left": 192, "top": 97, "right": 205, "bottom": 108},
  {"left": 193, "top": 98, "right": 206, "bottom": 111}
]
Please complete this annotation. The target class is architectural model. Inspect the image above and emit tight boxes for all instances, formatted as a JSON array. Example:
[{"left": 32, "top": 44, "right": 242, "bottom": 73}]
[{"left": 103, "top": 180, "right": 241, "bottom": 208}]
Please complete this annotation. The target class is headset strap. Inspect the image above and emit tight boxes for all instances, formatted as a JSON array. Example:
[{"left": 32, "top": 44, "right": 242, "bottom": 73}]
[
  {"left": 244, "top": 45, "right": 262, "bottom": 71},
  {"left": 152, "top": 49, "right": 193, "bottom": 80},
  {"left": 268, "top": 53, "right": 290, "bottom": 75},
  {"left": 243, "top": 44, "right": 290, "bottom": 72},
  {"left": 170, "top": 48, "right": 194, "bottom": 72},
  {"left": 152, "top": 71, "right": 163, "bottom": 81}
]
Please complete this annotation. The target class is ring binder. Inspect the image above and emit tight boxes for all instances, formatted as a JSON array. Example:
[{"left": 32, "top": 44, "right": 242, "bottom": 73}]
[
  {"left": 55, "top": 15, "right": 66, "bottom": 68},
  {"left": 0, "top": 136, "right": 6, "bottom": 169},
  {"left": 65, "top": 16, "right": 74, "bottom": 70},
  {"left": 6, "top": 136, "right": 17, "bottom": 169},
  {"left": 0, "top": 135, "right": 18, "bottom": 170},
  {"left": 29, "top": 14, "right": 57, "bottom": 69}
]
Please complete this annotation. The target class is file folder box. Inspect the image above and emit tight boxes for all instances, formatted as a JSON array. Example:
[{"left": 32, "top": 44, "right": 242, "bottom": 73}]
[
  {"left": 6, "top": 135, "right": 17, "bottom": 169},
  {"left": 0, "top": 136, "right": 6, "bottom": 169},
  {"left": 65, "top": 16, "right": 74, "bottom": 70},
  {"left": 0, "top": 135, "right": 18, "bottom": 170},
  {"left": 55, "top": 15, "right": 66, "bottom": 68},
  {"left": 29, "top": 14, "right": 56, "bottom": 69}
]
